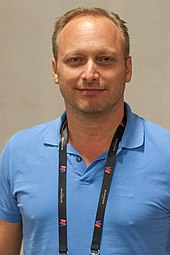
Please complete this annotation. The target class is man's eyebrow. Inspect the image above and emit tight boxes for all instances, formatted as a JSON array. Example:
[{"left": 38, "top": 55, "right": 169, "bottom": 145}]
[
  {"left": 97, "top": 50, "right": 117, "bottom": 56},
  {"left": 63, "top": 49, "right": 117, "bottom": 57},
  {"left": 63, "top": 51, "right": 84, "bottom": 59}
]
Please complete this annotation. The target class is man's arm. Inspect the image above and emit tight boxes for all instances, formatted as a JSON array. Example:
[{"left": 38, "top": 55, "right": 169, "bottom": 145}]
[{"left": 0, "top": 220, "right": 22, "bottom": 255}]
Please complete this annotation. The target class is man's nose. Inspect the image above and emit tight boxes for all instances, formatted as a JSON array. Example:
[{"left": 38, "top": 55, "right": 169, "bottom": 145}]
[{"left": 81, "top": 60, "right": 99, "bottom": 83}]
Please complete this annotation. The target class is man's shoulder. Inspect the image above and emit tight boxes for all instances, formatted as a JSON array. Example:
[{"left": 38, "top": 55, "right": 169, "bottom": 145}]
[
  {"left": 12, "top": 119, "right": 58, "bottom": 141},
  {"left": 141, "top": 117, "right": 170, "bottom": 140},
  {"left": 127, "top": 104, "right": 170, "bottom": 139},
  {"left": 2, "top": 117, "right": 62, "bottom": 156},
  {"left": 139, "top": 116, "right": 170, "bottom": 157},
  {"left": 125, "top": 104, "right": 170, "bottom": 155}
]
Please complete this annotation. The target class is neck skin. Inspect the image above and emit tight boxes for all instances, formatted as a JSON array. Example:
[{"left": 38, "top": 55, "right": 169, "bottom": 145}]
[{"left": 66, "top": 101, "right": 124, "bottom": 167}]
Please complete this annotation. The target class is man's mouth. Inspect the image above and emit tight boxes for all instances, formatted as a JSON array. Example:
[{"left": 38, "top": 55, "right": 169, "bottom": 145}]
[
  {"left": 76, "top": 88, "right": 106, "bottom": 95},
  {"left": 77, "top": 87, "right": 106, "bottom": 91}
]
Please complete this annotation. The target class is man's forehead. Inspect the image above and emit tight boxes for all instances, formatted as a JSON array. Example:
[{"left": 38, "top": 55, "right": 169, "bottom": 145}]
[
  {"left": 56, "top": 15, "right": 124, "bottom": 58},
  {"left": 58, "top": 15, "right": 120, "bottom": 40},
  {"left": 61, "top": 15, "right": 117, "bottom": 32}
]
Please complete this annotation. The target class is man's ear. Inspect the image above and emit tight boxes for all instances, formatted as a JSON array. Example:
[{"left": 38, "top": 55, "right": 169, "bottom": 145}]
[
  {"left": 125, "top": 56, "right": 132, "bottom": 83},
  {"left": 52, "top": 58, "right": 59, "bottom": 84}
]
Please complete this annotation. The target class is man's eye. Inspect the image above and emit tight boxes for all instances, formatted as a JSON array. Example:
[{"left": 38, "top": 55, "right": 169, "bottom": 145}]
[
  {"left": 67, "top": 58, "right": 84, "bottom": 65},
  {"left": 97, "top": 57, "right": 115, "bottom": 65}
]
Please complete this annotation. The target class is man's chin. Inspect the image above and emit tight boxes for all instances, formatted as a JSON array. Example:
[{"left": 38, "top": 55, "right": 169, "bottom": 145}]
[{"left": 75, "top": 104, "right": 113, "bottom": 118}]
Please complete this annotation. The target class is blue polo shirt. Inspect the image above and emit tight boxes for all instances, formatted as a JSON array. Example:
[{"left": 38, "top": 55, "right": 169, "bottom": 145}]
[{"left": 0, "top": 104, "right": 170, "bottom": 255}]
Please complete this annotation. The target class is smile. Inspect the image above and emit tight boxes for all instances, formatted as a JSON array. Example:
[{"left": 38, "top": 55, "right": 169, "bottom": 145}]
[
  {"left": 76, "top": 88, "right": 106, "bottom": 95},
  {"left": 77, "top": 88, "right": 106, "bottom": 91}
]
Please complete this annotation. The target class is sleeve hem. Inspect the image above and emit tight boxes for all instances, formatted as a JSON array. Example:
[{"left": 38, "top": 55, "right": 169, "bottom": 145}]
[{"left": 0, "top": 212, "right": 22, "bottom": 223}]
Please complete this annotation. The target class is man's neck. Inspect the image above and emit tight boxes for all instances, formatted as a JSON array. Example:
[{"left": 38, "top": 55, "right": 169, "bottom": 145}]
[{"left": 66, "top": 103, "right": 124, "bottom": 167}]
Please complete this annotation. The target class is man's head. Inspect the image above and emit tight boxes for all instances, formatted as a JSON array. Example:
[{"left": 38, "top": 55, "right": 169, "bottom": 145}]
[
  {"left": 52, "top": 7, "right": 130, "bottom": 60},
  {"left": 52, "top": 8, "right": 132, "bottom": 117}
]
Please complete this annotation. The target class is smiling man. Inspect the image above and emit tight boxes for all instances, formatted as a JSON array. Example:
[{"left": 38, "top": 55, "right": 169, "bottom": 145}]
[
  {"left": 52, "top": 12, "right": 132, "bottom": 166},
  {"left": 52, "top": 15, "right": 131, "bottom": 117},
  {"left": 0, "top": 7, "right": 170, "bottom": 255}
]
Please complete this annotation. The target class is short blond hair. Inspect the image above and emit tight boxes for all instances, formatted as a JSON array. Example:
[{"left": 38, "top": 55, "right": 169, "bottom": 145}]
[{"left": 52, "top": 7, "right": 130, "bottom": 59}]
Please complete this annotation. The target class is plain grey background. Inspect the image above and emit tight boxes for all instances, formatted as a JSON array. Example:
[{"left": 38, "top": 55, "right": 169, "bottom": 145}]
[{"left": 0, "top": 0, "right": 169, "bottom": 253}]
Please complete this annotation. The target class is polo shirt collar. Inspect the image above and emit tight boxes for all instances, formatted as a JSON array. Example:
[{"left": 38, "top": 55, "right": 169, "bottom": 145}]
[
  {"left": 43, "top": 112, "right": 66, "bottom": 147},
  {"left": 121, "top": 103, "right": 144, "bottom": 149},
  {"left": 43, "top": 104, "right": 144, "bottom": 150}
]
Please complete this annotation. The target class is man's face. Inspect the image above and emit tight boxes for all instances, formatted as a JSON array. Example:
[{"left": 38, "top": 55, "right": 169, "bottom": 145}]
[{"left": 52, "top": 15, "right": 132, "bottom": 116}]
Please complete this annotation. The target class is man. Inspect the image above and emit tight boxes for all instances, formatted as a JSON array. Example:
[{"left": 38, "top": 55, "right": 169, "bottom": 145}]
[{"left": 0, "top": 7, "right": 170, "bottom": 255}]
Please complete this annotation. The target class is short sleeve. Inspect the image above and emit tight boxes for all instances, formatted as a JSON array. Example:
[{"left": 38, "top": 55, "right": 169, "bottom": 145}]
[{"left": 0, "top": 139, "right": 22, "bottom": 223}]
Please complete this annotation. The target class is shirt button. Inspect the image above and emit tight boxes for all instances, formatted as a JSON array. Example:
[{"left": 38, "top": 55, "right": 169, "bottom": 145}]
[{"left": 76, "top": 156, "right": 82, "bottom": 162}]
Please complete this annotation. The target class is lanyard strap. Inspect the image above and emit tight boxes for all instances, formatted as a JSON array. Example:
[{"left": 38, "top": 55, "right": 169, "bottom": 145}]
[
  {"left": 58, "top": 120, "right": 68, "bottom": 254},
  {"left": 58, "top": 112, "right": 127, "bottom": 255}
]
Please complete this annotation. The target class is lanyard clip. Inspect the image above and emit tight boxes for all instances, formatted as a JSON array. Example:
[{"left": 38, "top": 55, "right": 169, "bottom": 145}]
[{"left": 89, "top": 249, "right": 100, "bottom": 255}]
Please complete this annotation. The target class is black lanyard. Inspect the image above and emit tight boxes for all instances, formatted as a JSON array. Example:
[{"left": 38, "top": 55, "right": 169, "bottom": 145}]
[{"left": 58, "top": 111, "right": 127, "bottom": 255}]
